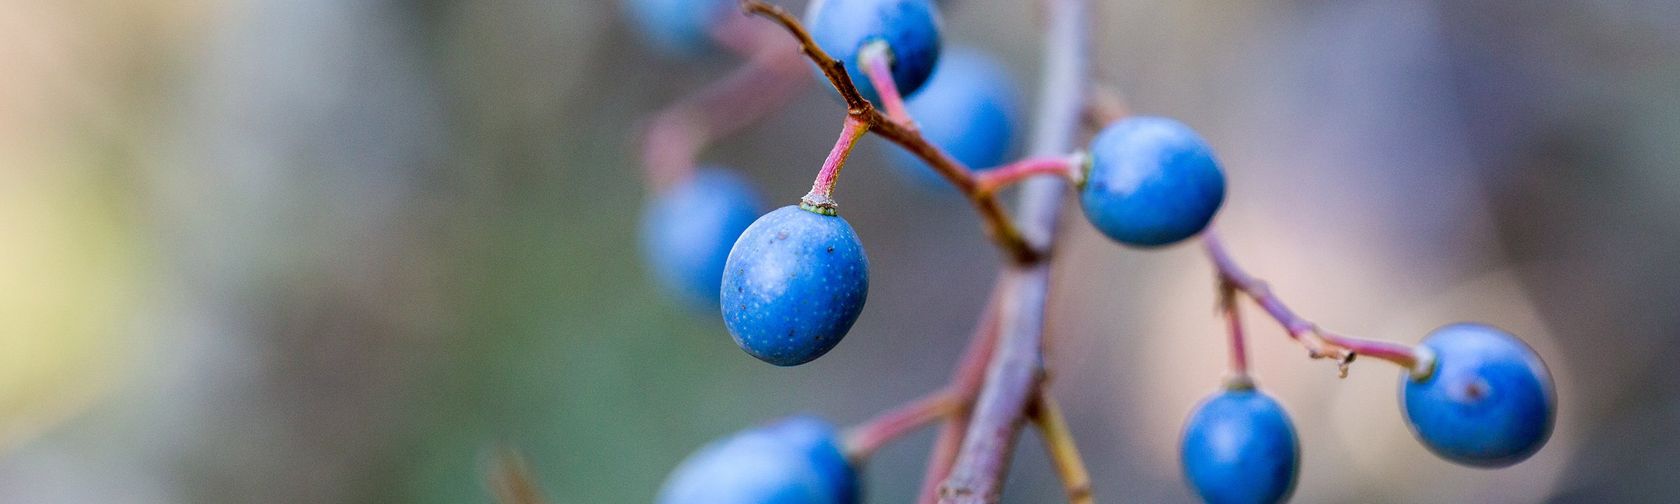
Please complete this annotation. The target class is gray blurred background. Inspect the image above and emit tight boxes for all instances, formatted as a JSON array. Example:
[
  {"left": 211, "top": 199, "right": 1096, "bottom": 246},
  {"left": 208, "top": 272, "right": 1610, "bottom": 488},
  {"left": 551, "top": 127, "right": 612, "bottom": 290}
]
[{"left": 1, "top": 0, "right": 1676, "bottom": 502}]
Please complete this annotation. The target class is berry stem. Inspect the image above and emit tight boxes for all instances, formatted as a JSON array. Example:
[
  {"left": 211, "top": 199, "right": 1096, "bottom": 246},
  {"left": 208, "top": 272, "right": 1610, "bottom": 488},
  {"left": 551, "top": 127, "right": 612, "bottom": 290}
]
[
  {"left": 1219, "top": 280, "right": 1251, "bottom": 380},
  {"left": 860, "top": 41, "right": 914, "bottom": 125},
  {"left": 1201, "top": 229, "right": 1427, "bottom": 376},
  {"left": 845, "top": 389, "right": 963, "bottom": 462},
  {"left": 973, "top": 154, "right": 1087, "bottom": 196},
  {"left": 801, "top": 115, "right": 871, "bottom": 214},
  {"left": 641, "top": 41, "right": 810, "bottom": 192},
  {"left": 739, "top": 0, "right": 1040, "bottom": 264},
  {"left": 1029, "top": 394, "right": 1093, "bottom": 504}
]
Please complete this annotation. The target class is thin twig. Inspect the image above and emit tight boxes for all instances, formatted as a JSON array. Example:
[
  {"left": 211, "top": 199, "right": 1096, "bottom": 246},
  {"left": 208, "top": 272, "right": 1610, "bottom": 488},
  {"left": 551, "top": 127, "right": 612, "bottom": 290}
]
[
  {"left": 1030, "top": 395, "right": 1094, "bottom": 504},
  {"left": 938, "top": 0, "right": 1089, "bottom": 501},
  {"left": 1219, "top": 279, "right": 1250, "bottom": 379},
  {"left": 845, "top": 389, "right": 962, "bottom": 461},
  {"left": 973, "top": 155, "right": 1086, "bottom": 197},
  {"left": 1202, "top": 229, "right": 1426, "bottom": 376},
  {"left": 737, "top": 0, "right": 1037, "bottom": 264}
]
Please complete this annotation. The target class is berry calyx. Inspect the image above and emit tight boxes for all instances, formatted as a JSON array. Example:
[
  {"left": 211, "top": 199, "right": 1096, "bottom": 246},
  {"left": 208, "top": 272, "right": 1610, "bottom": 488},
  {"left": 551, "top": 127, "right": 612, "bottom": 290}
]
[
  {"left": 640, "top": 168, "right": 765, "bottom": 308},
  {"left": 721, "top": 205, "right": 869, "bottom": 366},
  {"left": 1180, "top": 386, "right": 1300, "bottom": 504},
  {"left": 1399, "top": 323, "right": 1555, "bottom": 467},
  {"left": 658, "top": 416, "right": 860, "bottom": 504},
  {"left": 806, "top": 0, "right": 943, "bottom": 104},
  {"left": 1080, "top": 116, "right": 1226, "bottom": 247}
]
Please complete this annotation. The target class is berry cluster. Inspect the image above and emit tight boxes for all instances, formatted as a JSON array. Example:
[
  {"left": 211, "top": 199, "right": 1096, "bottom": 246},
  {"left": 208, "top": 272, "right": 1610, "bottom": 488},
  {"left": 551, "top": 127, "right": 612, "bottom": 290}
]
[{"left": 623, "top": 0, "right": 1556, "bottom": 502}]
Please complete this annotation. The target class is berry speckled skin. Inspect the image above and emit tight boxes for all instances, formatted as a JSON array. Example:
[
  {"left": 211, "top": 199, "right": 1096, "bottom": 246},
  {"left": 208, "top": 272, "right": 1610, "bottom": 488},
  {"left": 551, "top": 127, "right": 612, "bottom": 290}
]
[
  {"left": 722, "top": 206, "right": 869, "bottom": 366},
  {"left": 1401, "top": 324, "right": 1555, "bottom": 467},
  {"left": 659, "top": 416, "right": 860, "bottom": 504},
  {"left": 1080, "top": 117, "right": 1226, "bottom": 247},
  {"left": 622, "top": 0, "right": 731, "bottom": 56},
  {"left": 640, "top": 169, "right": 764, "bottom": 308},
  {"left": 806, "top": 0, "right": 942, "bottom": 104},
  {"left": 1180, "top": 388, "right": 1299, "bottom": 504},
  {"left": 888, "top": 47, "right": 1021, "bottom": 189}
]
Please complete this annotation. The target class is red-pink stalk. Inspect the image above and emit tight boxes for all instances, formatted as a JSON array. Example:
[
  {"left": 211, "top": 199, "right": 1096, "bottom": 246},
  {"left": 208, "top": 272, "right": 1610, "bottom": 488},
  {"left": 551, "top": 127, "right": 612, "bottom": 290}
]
[
  {"left": 846, "top": 390, "right": 961, "bottom": 461},
  {"left": 860, "top": 42, "right": 913, "bottom": 125},
  {"left": 973, "top": 155, "right": 1085, "bottom": 196},
  {"left": 1202, "top": 229, "right": 1426, "bottom": 375},
  {"left": 801, "top": 116, "right": 870, "bottom": 214},
  {"left": 1220, "top": 284, "right": 1250, "bottom": 379}
]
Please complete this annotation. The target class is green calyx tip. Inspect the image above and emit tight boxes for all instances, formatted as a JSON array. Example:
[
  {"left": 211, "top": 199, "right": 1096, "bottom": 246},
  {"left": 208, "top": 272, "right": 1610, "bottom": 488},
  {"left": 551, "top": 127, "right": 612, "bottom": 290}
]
[
  {"left": 1221, "top": 373, "right": 1256, "bottom": 391},
  {"left": 1406, "top": 346, "right": 1439, "bottom": 383},
  {"left": 1071, "top": 151, "right": 1092, "bottom": 189},
  {"left": 859, "top": 39, "right": 897, "bottom": 69},
  {"left": 799, "top": 195, "right": 839, "bottom": 216}
]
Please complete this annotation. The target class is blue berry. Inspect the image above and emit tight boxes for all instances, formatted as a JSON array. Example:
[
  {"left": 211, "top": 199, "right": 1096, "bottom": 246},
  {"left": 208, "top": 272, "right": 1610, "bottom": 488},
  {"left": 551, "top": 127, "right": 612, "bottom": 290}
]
[
  {"left": 1400, "top": 324, "right": 1555, "bottom": 467},
  {"left": 1079, "top": 117, "right": 1226, "bottom": 247},
  {"left": 888, "top": 47, "right": 1021, "bottom": 188},
  {"left": 806, "top": 0, "right": 942, "bottom": 104},
  {"left": 659, "top": 416, "right": 860, "bottom": 504},
  {"left": 722, "top": 206, "right": 869, "bottom": 366},
  {"left": 1180, "top": 387, "right": 1299, "bottom": 504},
  {"left": 640, "top": 169, "right": 765, "bottom": 308},
  {"left": 622, "top": 0, "right": 732, "bottom": 56}
]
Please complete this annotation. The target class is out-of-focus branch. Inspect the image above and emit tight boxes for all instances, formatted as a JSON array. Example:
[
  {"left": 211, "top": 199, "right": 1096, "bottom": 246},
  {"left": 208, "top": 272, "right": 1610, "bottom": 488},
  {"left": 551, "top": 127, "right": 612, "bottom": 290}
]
[
  {"left": 938, "top": 0, "right": 1089, "bottom": 501},
  {"left": 1031, "top": 394, "right": 1093, "bottom": 504},
  {"left": 641, "top": 34, "right": 810, "bottom": 192}
]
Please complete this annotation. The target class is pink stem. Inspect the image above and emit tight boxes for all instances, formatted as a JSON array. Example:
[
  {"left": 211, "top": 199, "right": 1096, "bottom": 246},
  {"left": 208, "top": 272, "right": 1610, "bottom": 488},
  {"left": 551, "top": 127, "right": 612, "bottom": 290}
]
[
  {"left": 860, "top": 43, "right": 913, "bottom": 125},
  {"left": 973, "top": 156, "right": 1084, "bottom": 195},
  {"left": 801, "top": 116, "right": 870, "bottom": 213},
  {"left": 846, "top": 390, "right": 962, "bottom": 461},
  {"left": 1201, "top": 229, "right": 1422, "bottom": 373},
  {"left": 1220, "top": 284, "right": 1250, "bottom": 378}
]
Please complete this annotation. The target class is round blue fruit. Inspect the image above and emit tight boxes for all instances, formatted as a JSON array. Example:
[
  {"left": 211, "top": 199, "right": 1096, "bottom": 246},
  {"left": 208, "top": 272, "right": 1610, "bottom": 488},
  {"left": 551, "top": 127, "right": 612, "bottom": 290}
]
[
  {"left": 640, "top": 169, "right": 764, "bottom": 308},
  {"left": 806, "top": 0, "right": 942, "bottom": 104},
  {"left": 658, "top": 416, "right": 859, "bottom": 504},
  {"left": 721, "top": 206, "right": 869, "bottom": 366},
  {"left": 1080, "top": 116, "right": 1226, "bottom": 247},
  {"left": 1400, "top": 324, "right": 1555, "bottom": 467},
  {"left": 622, "top": 0, "right": 732, "bottom": 56},
  {"left": 888, "top": 47, "right": 1021, "bottom": 189},
  {"left": 1180, "top": 387, "right": 1299, "bottom": 504}
]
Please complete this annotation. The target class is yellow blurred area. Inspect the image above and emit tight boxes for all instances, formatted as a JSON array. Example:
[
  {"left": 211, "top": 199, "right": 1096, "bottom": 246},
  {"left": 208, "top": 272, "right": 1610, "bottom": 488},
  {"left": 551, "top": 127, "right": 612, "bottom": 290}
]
[
  {"left": 0, "top": 0, "right": 197, "bottom": 455},
  {"left": 0, "top": 165, "right": 145, "bottom": 453}
]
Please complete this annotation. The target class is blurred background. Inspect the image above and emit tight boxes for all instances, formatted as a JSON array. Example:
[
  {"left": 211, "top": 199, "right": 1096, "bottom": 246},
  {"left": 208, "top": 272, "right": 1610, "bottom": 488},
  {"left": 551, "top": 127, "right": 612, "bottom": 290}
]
[{"left": 2, "top": 0, "right": 1677, "bottom": 502}]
